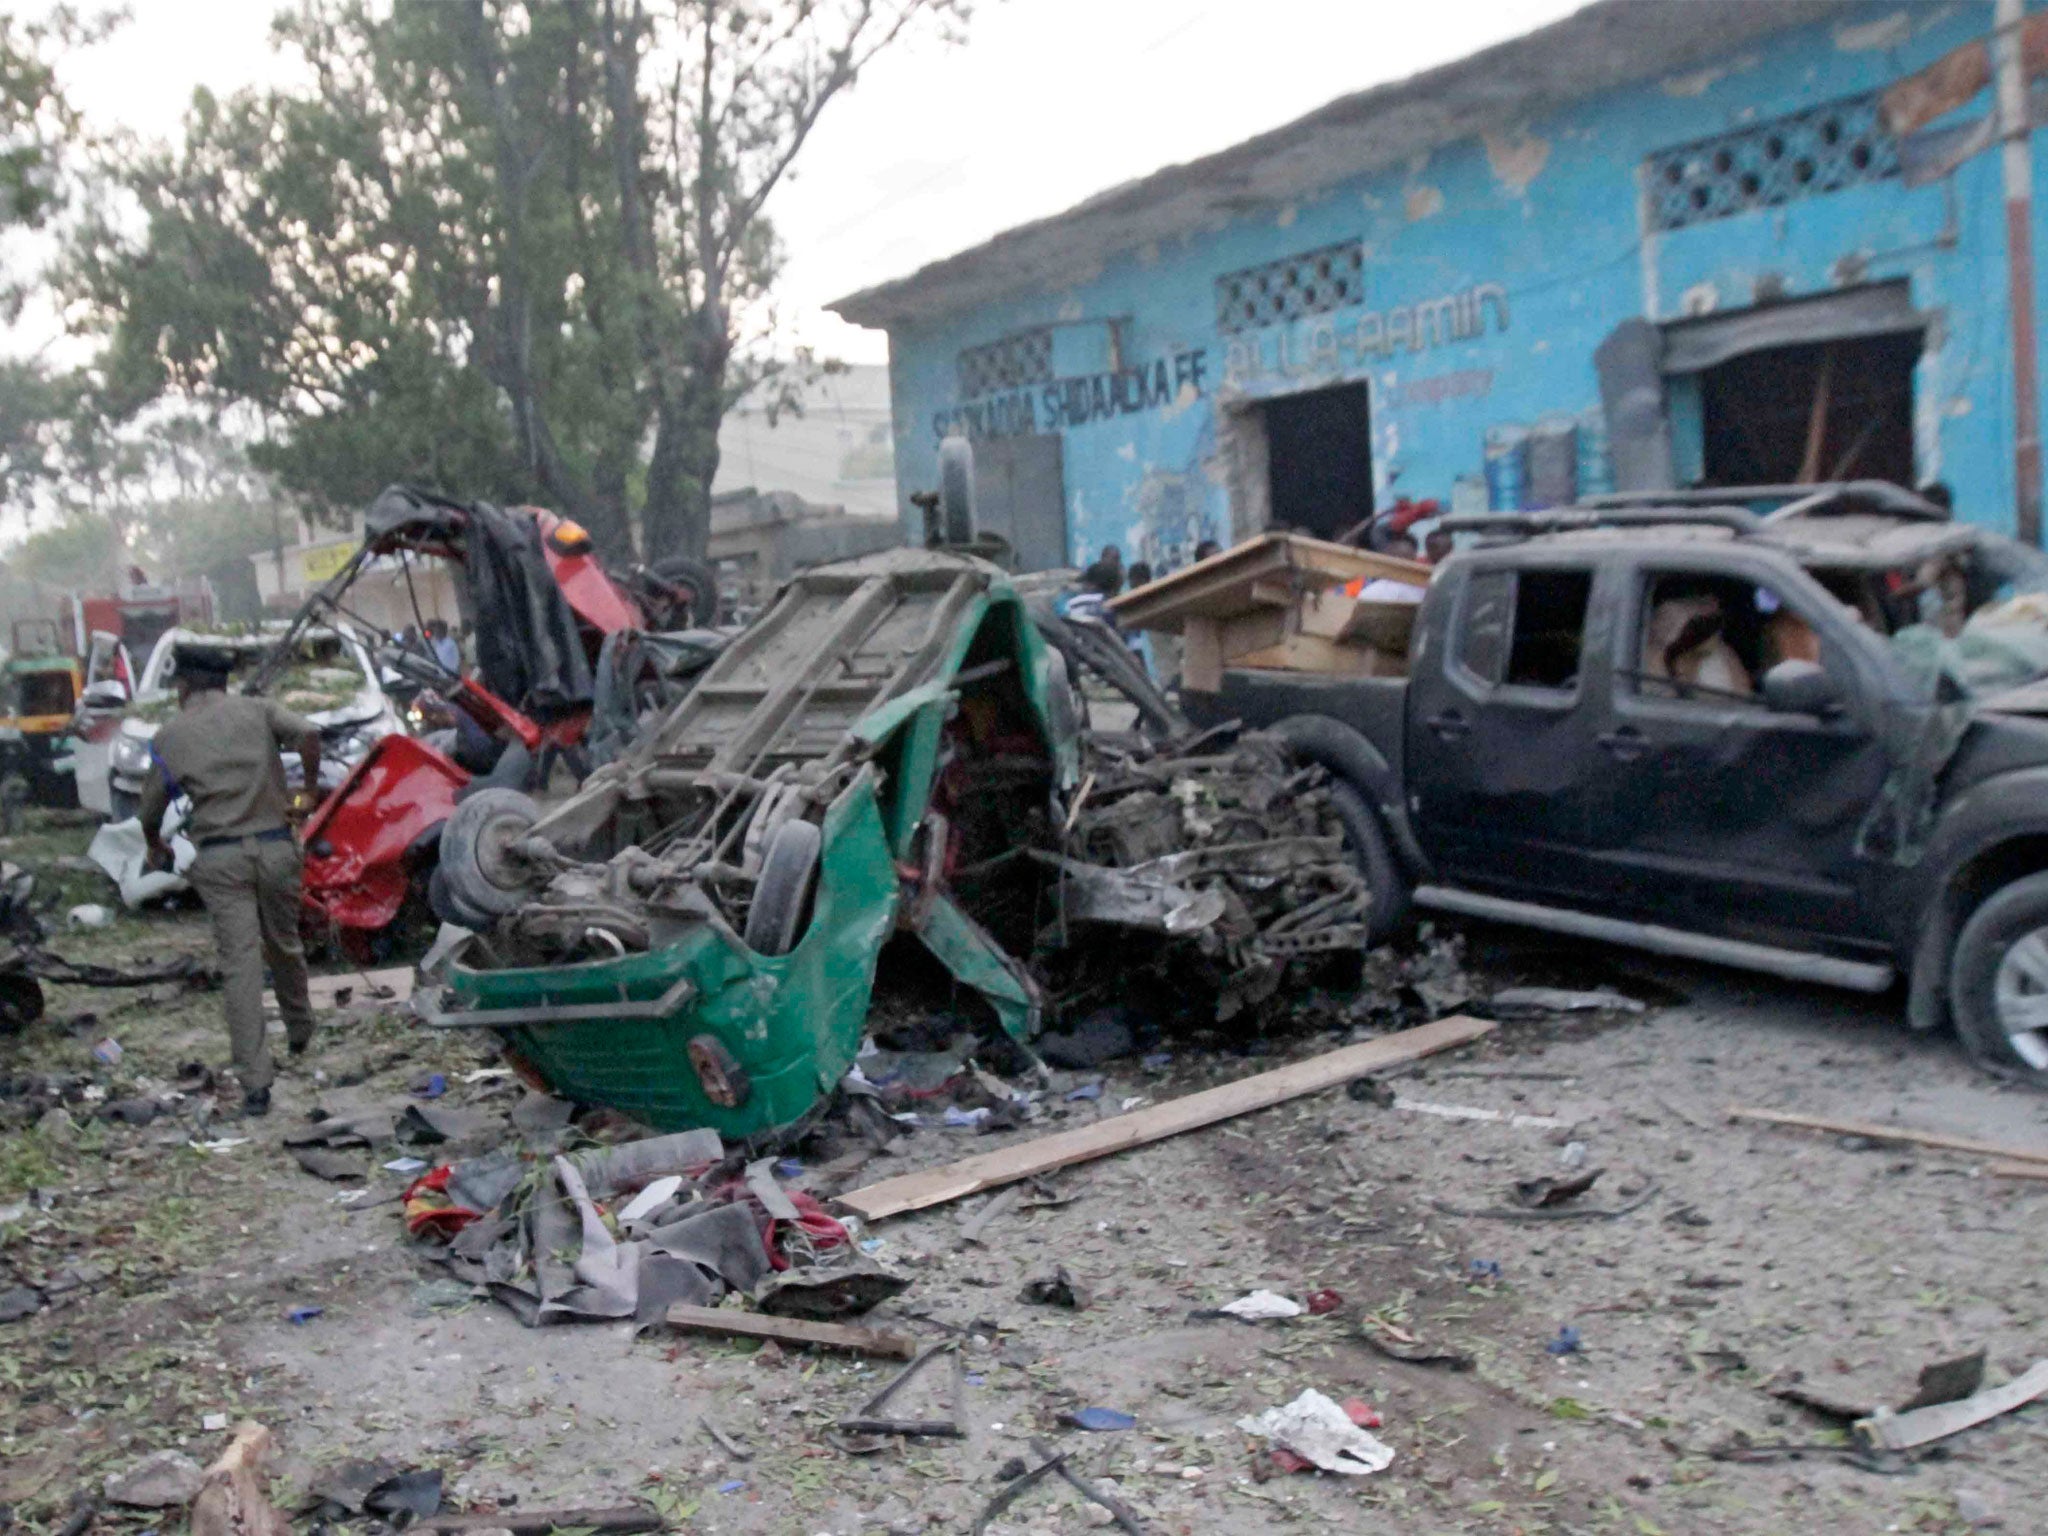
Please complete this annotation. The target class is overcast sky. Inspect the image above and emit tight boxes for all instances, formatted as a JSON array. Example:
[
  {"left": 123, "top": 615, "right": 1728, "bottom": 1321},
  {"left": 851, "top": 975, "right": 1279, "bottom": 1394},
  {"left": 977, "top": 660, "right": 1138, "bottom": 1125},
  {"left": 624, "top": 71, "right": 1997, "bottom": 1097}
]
[{"left": 39, "top": 0, "right": 1587, "bottom": 366}]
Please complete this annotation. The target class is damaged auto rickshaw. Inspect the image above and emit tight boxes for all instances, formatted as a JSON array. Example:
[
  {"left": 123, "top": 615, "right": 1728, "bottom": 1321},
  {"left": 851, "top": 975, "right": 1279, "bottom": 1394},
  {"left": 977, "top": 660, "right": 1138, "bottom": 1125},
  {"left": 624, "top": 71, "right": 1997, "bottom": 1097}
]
[{"left": 414, "top": 544, "right": 1370, "bottom": 1140}]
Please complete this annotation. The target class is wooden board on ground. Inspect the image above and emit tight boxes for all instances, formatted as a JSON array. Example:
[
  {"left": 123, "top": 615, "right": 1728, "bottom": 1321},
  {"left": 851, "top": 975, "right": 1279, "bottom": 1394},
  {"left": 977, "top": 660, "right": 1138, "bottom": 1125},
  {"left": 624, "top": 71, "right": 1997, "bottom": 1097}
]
[
  {"left": 1856, "top": 1359, "right": 2048, "bottom": 1452},
  {"left": 661, "top": 1303, "right": 917, "bottom": 1359},
  {"left": 1726, "top": 1106, "right": 2048, "bottom": 1165},
  {"left": 837, "top": 1014, "right": 1494, "bottom": 1222}
]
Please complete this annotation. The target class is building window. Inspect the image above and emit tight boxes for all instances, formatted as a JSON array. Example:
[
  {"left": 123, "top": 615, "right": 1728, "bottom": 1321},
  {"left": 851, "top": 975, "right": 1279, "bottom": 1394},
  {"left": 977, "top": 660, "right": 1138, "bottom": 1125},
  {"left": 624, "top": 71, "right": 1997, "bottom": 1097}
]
[
  {"left": 1646, "top": 91, "right": 1899, "bottom": 233},
  {"left": 1215, "top": 240, "right": 1366, "bottom": 335},
  {"left": 958, "top": 329, "right": 1053, "bottom": 399}
]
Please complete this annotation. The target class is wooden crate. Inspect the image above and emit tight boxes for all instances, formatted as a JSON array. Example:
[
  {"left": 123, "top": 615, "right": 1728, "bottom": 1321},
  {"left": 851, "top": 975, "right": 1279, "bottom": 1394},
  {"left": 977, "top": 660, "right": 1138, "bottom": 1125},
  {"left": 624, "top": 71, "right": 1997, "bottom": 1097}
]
[{"left": 1116, "top": 533, "right": 1426, "bottom": 690}]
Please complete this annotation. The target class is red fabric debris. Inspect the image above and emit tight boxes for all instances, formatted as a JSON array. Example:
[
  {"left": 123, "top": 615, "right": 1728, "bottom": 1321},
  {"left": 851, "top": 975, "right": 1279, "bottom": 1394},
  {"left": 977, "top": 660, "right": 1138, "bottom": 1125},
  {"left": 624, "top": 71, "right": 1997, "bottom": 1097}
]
[
  {"left": 704, "top": 1179, "right": 849, "bottom": 1272},
  {"left": 1305, "top": 1288, "right": 1343, "bottom": 1315},
  {"left": 402, "top": 1164, "right": 486, "bottom": 1238}
]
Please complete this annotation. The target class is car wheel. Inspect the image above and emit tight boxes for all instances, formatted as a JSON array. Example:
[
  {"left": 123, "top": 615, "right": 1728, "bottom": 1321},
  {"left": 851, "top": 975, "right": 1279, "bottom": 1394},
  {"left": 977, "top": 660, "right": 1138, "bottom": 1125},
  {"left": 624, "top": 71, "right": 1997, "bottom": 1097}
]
[
  {"left": 1949, "top": 870, "right": 2048, "bottom": 1085},
  {"left": 1326, "top": 778, "right": 1409, "bottom": 947},
  {"left": 438, "top": 787, "right": 541, "bottom": 920},
  {"left": 744, "top": 818, "right": 821, "bottom": 956},
  {"left": 428, "top": 863, "right": 497, "bottom": 931}
]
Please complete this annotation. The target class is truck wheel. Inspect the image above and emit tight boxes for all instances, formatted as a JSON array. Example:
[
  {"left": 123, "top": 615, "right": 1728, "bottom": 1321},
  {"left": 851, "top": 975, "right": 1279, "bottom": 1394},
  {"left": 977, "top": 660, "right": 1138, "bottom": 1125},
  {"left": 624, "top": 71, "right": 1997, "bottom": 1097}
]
[
  {"left": 438, "top": 787, "right": 541, "bottom": 919},
  {"left": 428, "top": 864, "right": 497, "bottom": 931},
  {"left": 1949, "top": 871, "right": 2048, "bottom": 1085},
  {"left": 1326, "top": 779, "right": 1409, "bottom": 947},
  {"left": 744, "top": 818, "right": 821, "bottom": 956}
]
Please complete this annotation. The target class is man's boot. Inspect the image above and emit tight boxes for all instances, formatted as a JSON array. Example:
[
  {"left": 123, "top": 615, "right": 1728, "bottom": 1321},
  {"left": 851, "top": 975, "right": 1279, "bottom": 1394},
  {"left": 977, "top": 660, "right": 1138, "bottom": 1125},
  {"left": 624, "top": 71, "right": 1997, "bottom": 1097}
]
[{"left": 242, "top": 1086, "right": 272, "bottom": 1118}]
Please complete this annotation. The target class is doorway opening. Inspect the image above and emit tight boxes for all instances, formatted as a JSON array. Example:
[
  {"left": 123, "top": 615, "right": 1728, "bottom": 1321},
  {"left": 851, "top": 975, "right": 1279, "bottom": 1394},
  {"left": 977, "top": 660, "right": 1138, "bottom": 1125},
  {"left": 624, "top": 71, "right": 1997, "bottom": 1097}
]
[
  {"left": 1260, "top": 381, "right": 1373, "bottom": 540},
  {"left": 1697, "top": 330, "right": 1919, "bottom": 487}
]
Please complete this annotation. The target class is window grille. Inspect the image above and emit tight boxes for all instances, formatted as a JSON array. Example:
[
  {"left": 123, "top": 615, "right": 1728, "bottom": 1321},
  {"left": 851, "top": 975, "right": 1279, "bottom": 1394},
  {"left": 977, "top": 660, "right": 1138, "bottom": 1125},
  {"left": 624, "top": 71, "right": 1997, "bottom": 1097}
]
[
  {"left": 957, "top": 329, "right": 1053, "bottom": 398},
  {"left": 1215, "top": 240, "right": 1366, "bottom": 335},
  {"left": 1646, "top": 91, "right": 1899, "bottom": 232}
]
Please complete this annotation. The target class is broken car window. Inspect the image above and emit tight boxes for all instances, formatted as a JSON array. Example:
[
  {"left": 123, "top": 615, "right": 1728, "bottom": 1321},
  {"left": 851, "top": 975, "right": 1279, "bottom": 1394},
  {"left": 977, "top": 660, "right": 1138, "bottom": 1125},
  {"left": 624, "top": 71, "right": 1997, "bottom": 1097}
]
[
  {"left": 1506, "top": 569, "right": 1593, "bottom": 691},
  {"left": 1632, "top": 572, "right": 1817, "bottom": 703}
]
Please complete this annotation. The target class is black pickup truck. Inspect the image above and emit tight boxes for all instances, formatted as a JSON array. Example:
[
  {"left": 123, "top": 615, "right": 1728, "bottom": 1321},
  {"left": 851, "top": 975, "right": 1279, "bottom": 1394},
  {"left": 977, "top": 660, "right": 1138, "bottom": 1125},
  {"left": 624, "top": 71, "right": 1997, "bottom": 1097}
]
[{"left": 1188, "top": 485, "right": 2048, "bottom": 1087}]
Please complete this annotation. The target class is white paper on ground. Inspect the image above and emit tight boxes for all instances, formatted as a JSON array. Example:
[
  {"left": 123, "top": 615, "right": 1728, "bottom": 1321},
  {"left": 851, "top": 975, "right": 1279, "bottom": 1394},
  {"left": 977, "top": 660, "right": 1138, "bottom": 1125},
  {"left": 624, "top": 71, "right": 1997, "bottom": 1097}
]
[
  {"left": 619, "top": 1175, "right": 685, "bottom": 1225},
  {"left": 1219, "top": 1289, "right": 1304, "bottom": 1321},
  {"left": 1236, "top": 1388, "right": 1395, "bottom": 1475}
]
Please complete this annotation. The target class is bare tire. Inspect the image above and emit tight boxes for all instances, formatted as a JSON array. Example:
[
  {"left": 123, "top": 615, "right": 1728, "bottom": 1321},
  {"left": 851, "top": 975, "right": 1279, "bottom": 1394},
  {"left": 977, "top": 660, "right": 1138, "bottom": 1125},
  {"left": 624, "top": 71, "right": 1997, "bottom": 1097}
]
[
  {"left": 650, "top": 555, "right": 718, "bottom": 627},
  {"left": 744, "top": 818, "right": 821, "bottom": 956},
  {"left": 1949, "top": 871, "right": 2048, "bottom": 1086},
  {"left": 938, "top": 437, "right": 976, "bottom": 546},
  {"left": 1326, "top": 778, "right": 1409, "bottom": 946},
  {"left": 438, "top": 787, "right": 541, "bottom": 920}
]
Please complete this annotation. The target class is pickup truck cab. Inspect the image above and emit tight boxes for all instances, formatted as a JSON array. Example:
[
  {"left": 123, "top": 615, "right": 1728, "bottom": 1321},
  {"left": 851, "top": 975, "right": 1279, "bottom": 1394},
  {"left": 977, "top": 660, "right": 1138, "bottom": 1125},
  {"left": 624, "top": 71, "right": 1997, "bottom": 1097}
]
[{"left": 1196, "top": 484, "right": 2048, "bottom": 1086}]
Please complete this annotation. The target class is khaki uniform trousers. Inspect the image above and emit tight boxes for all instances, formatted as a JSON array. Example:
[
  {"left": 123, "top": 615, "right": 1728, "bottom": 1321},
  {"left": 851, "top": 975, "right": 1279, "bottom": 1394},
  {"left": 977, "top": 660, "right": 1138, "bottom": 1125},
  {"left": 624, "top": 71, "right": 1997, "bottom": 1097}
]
[{"left": 184, "top": 835, "right": 315, "bottom": 1091}]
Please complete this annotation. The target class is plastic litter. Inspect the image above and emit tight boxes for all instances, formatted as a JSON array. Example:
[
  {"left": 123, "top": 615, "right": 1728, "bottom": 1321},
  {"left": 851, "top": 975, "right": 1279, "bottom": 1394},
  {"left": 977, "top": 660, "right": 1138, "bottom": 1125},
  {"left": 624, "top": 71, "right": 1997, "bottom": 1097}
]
[
  {"left": 382, "top": 1157, "right": 429, "bottom": 1174},
  {"left": 943, "top": 1104, "right": 991, "bottom": 1128},
  {"left": 1559, "top": 1140, "right": 1589, "bottom": 1169},
  {"left": 1468, "top": 1258, "right": 1503, "bottom": 1283},
  {"left": 1546, "top": 1325, "right": 1583, "bottom": 1355},
  {"left": 1064, "top": 1082, "right": 1104, "bottom": 1102},
  {"left": 1219, "top": 1289, "right": 1304, "bottom": 1321},
  {"left": 285, "top": 1306, "right": 324, "bottom": 1325},
  {"left": 67, "top": 903, "right": 114, "bottom": 929},
  {"left": 1305, "top": 1288, "right": 1343, "bottom": 1315},
  {"left": 1237, "top": 1388, "right": 1394, "bottom": 1475},
  {"left": 716, "top": 1480, "right": 746, "bottom": 1495},
  {"left": 411, "top": 1073, "right": 448, "bottom": 1100},
  {"left": 92, "top": 1037, "right": 124, "bottom": 1066},
  {"left": 617, "top": 1175, "right": 684, "bottom": 1225},
  {"left": 1063, "top": 1407, "right": 1136, "bottom": 1432}
]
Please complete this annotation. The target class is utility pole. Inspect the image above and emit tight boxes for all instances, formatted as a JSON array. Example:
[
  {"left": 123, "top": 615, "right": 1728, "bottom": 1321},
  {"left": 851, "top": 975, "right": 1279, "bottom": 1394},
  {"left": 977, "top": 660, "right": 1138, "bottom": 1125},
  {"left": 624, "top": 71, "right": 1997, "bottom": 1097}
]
[{"left": 1997, "top": 0, "right": 2043, "bottom": 544}]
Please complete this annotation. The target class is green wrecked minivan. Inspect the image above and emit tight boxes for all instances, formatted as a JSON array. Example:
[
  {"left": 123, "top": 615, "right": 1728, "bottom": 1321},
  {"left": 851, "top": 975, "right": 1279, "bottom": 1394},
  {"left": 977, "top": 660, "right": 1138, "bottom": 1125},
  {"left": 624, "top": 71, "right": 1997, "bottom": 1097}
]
[{"left": 413, "top": 547, "right": 1365, "bottom": 1139}]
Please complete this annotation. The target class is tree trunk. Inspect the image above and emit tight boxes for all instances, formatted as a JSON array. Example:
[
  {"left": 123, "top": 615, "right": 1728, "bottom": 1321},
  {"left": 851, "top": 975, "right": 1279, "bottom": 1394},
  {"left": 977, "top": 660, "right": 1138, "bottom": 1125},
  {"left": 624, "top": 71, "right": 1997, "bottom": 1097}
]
[{"left": 640, "top": 311, "right": 728, "bottom": 562}]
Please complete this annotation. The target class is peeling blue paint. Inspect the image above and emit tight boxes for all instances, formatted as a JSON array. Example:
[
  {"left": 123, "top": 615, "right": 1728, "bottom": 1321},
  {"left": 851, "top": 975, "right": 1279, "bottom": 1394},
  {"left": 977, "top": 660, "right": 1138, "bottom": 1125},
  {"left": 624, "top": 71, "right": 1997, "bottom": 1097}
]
[{"left": 875, "top": 1, "right": 2040, "bottom": 567}]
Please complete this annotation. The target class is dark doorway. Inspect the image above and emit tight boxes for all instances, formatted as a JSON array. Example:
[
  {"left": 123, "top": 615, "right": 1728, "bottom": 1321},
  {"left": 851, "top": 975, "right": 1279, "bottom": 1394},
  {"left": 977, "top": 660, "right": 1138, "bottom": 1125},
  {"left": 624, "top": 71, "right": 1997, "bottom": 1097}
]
[
  {"left": 1262, "top": 382, "right": 1373, "bottom": 539},
  {"left": 1698, "top": 331, "right": 1919, "bottom": 487}
]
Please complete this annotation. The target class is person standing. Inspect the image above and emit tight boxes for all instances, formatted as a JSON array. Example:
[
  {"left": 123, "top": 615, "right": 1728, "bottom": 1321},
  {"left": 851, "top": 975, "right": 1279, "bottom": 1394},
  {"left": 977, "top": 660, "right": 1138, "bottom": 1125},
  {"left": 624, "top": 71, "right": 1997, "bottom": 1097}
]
[
  {"left": 140, "top": 644, "right": 321, "bottom": 1117},
  {"left": 427, "top": 618, "right": 461, "bottom": 675}
]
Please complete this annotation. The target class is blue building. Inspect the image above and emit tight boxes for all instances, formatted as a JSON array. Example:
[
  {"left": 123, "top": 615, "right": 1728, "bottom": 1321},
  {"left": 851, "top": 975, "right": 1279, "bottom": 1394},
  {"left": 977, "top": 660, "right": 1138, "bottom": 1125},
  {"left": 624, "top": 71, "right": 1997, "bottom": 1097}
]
[{"left": 830, "top": 0, "right": 2048, "bottom": 572}]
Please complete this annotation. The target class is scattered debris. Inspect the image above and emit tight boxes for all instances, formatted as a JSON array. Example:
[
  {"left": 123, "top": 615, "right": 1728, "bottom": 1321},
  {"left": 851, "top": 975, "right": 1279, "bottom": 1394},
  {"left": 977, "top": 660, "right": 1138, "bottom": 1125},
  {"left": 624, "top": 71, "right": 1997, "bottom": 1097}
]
[
  {"left": 752, "top": 1259, "right": 910, "bottom": 1320},
  {"left": 190, "top": 1423, "right": 290, "bottom": 1536},
  {"left": 834, "top": 1342, "right": 967, "bottom": 1439},
  {"left": 1020, "top": 1267, "right": 1090, "bottom": 1310},
  {"left": 416, "top": 1509, "right": 661, "bottom": 1535},
  {"left": 1360, "top": 1317, "right": 1474, "bottom": 1370},
  {"left": 1432, "top": 1178, "right": 1660, "bottom": 1222},
  {"left": 1726, "top": 1106, "right": 2048, "bottom": 1165},
  {"left": 1236, "top": 1388, "right": 1394, "bottom": 1475},
  {"left": 661, "top": 1304, "right": 915, "bottom": 1360},
  {"left": 836, "top": 1017, "right": 1493, "bottom": 1220},
  {"left": 1857, "top": 1360, "right": 2048, "bottom": 1452},
  {"left": 1489, "top": 986, "right": 1646, "bottom": 1016},
  {"left": 1304, "top": 1288, "right": 1343, "bottom": 1315},
  {"left": 103, "top": 1450, "right": 206, "bottom": 1509},
  {"left": 1062, "top": 1407, "right": 1137, "bottom": 1432},
  {"left": 1393, "top": 1097, "right": 1569, "bottom": 1130},
  {"left": 699, "top": 1418, "right": 752, "bottom": 1462},
  {"left": 1546, "top": 1326, "right": 1584, "bottom": 1356},
  {"left": 1215, "top": 1289, "right": 1304, "bottom": 1321},
  {"left": 1514, "top": 1166, "right": 1604, "bottom": 1208}
]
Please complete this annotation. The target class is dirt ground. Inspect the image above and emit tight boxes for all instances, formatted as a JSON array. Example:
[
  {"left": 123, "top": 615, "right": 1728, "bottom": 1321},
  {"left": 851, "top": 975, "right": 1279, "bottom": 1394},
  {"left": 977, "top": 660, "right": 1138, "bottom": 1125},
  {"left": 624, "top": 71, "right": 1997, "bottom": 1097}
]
[{"left": 4, "top": 809, "right": 2047, "bottom": 1536}]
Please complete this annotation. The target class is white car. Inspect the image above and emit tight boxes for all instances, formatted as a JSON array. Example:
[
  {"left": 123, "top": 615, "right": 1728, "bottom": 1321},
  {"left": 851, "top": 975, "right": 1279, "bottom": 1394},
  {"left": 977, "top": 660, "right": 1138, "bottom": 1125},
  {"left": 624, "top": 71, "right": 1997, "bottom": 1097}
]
[{"left": 102, "top": 623, "right": 402, "bottom": 821}]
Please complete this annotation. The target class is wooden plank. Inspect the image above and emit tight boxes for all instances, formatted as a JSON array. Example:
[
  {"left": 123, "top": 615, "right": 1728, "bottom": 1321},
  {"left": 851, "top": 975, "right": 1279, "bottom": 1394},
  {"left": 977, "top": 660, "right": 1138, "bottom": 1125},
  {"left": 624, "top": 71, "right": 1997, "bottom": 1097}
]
[
  {"left": 1180, "top": 617, "right": 1222, "bottom": 694},
  {"left": 1232, "top": 634, "right": 1407, "bottom": 678},
  {"left": 1990, "top": 1160, "right": 2048, "bottom": 1181},
  {"left": 1218, "top": 607, "right": 1289, "bottom": 659},
  {"left": 418, "top": 1509, "right": 662, "bottom": 1536},
  {"left": 661, "top": 1304, "right": 917, "bottom": 1359},
  {"left": 837, "top": 1014, "right": 1494, "bottom": 1222},
  {"left": 1726, "top": 1106, "right": 2048, "bottom": 1165},
  {"left": 1856, "top": 1359, "right": 2048, "bottom": 1452}
]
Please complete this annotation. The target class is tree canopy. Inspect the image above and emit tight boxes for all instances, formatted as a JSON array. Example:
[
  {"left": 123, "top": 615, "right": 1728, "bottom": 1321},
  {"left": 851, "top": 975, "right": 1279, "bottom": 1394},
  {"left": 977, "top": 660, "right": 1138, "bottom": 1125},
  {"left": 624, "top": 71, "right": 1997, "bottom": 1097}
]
[{"left": 68, "top": 0, "right": 960, "bottom": 562}]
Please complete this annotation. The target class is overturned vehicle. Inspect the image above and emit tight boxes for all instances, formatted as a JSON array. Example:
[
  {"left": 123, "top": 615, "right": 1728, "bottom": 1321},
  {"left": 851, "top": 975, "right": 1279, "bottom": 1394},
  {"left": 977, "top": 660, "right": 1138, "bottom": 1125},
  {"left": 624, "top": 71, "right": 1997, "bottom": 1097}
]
[{"left": 414, "top": 548, "right": 1368, "bottom": 1138}]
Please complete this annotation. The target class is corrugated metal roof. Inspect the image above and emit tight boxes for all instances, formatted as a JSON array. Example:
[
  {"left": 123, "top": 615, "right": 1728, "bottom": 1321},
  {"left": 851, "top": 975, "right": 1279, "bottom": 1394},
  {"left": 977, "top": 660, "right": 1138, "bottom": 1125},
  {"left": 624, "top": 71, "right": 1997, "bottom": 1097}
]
[{"left": 829, "top": 0, "right": 1852, "bottom": 330}]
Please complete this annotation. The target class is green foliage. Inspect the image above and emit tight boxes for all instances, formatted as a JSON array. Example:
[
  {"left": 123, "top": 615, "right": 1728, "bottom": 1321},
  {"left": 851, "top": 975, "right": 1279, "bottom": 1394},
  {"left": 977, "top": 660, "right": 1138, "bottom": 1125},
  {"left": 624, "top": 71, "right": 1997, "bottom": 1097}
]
[{"left": 68, "top": 0, "right": 962, "bottom": 558}]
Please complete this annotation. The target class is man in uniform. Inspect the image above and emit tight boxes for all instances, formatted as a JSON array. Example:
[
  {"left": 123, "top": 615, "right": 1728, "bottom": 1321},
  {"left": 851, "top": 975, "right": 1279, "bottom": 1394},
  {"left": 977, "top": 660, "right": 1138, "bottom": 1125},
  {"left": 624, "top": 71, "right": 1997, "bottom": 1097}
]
[{"left": 140, "top": 643, "right": 321, "bottom": 1116}]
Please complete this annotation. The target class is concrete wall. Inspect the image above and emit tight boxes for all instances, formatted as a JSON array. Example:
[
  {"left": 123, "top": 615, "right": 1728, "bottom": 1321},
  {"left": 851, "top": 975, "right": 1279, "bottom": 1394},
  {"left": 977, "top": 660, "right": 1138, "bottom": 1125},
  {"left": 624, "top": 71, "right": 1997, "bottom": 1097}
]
[{"left": 878, "top": 1, "right": 2038, "bottom": 569}]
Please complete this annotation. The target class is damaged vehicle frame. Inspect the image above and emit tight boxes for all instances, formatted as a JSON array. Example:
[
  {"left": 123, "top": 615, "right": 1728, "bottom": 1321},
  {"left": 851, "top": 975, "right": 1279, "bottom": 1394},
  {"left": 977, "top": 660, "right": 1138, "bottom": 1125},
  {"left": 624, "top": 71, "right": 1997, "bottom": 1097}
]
[{"left": 414, "top": 547, "right": 1366, "bottom": 1138}]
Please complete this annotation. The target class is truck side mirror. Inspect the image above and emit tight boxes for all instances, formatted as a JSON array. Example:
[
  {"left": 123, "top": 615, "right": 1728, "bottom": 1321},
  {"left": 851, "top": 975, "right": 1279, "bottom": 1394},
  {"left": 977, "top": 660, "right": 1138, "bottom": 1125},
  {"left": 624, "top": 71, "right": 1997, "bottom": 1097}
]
[{"left": 1761, "top": 659, "right": 1842, "bottom": 717}]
